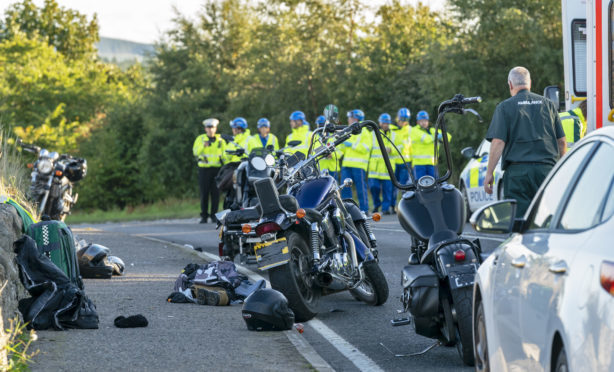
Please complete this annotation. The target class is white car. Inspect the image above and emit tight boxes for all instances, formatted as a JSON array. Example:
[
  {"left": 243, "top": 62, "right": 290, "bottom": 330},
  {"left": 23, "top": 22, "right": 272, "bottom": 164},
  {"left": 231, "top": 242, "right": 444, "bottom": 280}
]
[
  {"left": 470, "top": 127, "right": 614, "bottom": 371},
  {"left": 459, "top": 139, "right": 504, "bottom": 217}
]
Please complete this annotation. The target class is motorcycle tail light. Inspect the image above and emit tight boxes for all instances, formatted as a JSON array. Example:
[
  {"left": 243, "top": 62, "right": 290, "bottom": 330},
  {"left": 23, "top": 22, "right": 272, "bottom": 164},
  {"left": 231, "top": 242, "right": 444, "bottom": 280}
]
[
  {"left": 454, "top": 249, "right": 466, "bottom": 262},
  {"left": 55, "top": 170, "right": 63, "bottom": 176},
  {"left": 600, "top": 261, "right": 614, "bottom": 296},
  {"left": 218, "top": 242, "right": 224, "bottom": 257},
  {"left": 296, "top": 208, "right": 306, "bottom": 219},
  {"left": 27, "top": 163, "right": 33, "bottom": 169},
  {"left": 241, "top": 224, "right": 252, "bottom": 234},
  {"left": 255, "top": 222, "right": 281, "bottom": 236}
]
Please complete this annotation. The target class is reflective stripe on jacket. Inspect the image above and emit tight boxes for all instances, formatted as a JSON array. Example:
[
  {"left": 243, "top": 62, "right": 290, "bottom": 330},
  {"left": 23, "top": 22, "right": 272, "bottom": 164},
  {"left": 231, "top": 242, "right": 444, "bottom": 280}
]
[
  {"left": 247, "top": 133, "right": 279, "bottom": 153},
  {"left": 193, "top": 134, "right": 225, "bottom": 167},
  {"left": 368, "top": 130, "right": 395, "bottom": 180},
  {"left": 342, "top": 127, "right": 372, "bottom": 171},
  {"left": 392, "top": 124, "right": 411, "bottom": 164},
  {"left": 559, "top": 112, "right": 583, "bottom": 147},
  {"left": 409, "top": 127, "right": 452, "bottom": 166},
  {"left": 225, "top": 129, "right": 251, "bottom": 163}
]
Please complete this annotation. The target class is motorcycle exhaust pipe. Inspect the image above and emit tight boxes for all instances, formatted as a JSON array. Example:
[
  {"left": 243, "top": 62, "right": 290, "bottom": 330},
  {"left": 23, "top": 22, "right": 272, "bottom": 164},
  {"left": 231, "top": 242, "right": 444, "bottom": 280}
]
[
  {"left": 343, "top": 231, "right": 359, "bottom": 271},
  {"left": 315, "top": 272, "right": 348, "bottom": 291}
]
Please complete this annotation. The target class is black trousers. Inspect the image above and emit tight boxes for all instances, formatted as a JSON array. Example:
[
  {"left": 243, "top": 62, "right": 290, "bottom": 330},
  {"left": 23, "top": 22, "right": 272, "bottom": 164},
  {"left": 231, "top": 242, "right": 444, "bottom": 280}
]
[{"left": 198, "top": 167, "right": 220, "bottom": 219}]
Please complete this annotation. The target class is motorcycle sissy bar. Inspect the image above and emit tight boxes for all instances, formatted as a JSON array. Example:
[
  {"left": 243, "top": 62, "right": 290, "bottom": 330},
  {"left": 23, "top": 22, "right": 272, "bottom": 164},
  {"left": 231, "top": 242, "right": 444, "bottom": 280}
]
[{"left": 379, "top": 340, "right": 441, "bottom": 358}]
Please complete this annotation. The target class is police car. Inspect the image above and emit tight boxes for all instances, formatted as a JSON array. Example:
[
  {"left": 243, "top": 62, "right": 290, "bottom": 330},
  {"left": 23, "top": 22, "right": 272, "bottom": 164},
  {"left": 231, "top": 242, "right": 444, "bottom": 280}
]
[{"left": 459, "top": 139, "right": 504, "bottom": 217}]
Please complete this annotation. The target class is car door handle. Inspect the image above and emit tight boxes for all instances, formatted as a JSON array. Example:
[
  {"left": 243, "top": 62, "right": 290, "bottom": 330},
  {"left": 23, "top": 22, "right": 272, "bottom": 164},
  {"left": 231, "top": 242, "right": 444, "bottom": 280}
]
[
  {"left": 549, "top": 260, "right": 568, "bottom": 274},
  {"left": 511, "top": 255, "right": 527, "bottom": 268}
]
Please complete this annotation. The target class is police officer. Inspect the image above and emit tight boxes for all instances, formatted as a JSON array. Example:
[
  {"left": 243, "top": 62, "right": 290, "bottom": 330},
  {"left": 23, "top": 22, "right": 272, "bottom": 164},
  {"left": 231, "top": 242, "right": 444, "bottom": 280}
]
[
  {"left": 369, "top": 113, "right": 395, "bottom": 214},
  {"left": 558, "top": 100, "right": 587, "bottom": 148},
  {"left": 484, "top": 66, "right": 566, "bottom": 216},
  {"left": 315, "top": 115, "right": 341, "bottom": 181},
  {"left": 391, "top": 108, "right": 412, "bottom": 208},
  {"left": 248, "top": 118, "right": 279, "bottom": 152},
  {"left": 226, "top": 117, "right": 251, "bottom": 163},
  {"left": 286, "top": 111, "right": 312, "bottom": 156},
  {"left": 193, "top": 118, "right": 225, "bottom": 223},
  {"left": 410, "top": 110, "right": 450, "bottom": 179},
  {"left": 341, "top": 109, "right": 371, "bottom": 212}
]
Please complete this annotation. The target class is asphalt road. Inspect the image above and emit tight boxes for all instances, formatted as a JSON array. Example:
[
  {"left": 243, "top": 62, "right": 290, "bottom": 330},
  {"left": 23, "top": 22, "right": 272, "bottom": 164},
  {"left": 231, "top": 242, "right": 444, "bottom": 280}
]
[{"left": 70, "top": 214, "right": 506, "bottom": 372}]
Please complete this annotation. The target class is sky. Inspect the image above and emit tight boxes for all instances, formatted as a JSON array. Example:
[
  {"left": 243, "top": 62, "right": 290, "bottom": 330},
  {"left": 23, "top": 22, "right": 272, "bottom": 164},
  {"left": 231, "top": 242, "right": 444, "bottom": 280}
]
[{"left": 1, "top": 0, "right": 446, "bottom": 45}]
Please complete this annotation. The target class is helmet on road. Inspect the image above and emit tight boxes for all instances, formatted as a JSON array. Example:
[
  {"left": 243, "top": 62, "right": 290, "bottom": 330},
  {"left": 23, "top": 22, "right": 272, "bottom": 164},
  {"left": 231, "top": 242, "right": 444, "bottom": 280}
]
[
  {"left": 378, "top": 113, "right": 392, "bottom": 124},
  {"left": 257, "top": 118, "right": 270, "bottom": 128},
  {"left": 107, "top": 255, "right": 125, "bottom": 275},
  {"left": 347, "top": 109, "right": 365, "bottom": 121},
  {"left": 315, "top": 115, "right": 326, "bottom": 127},
  {"left": 230, "top": 117, "right": 248, "bottom": 129},
  {"left": 416, "top": 110, "right": 429, "bottom": 121},
  {"left": 242, "top": 288, "right": 295, "bottom": 331},
  {"left": 397, "top": 108, "right": 411, "bottom": 121},
  {"left": 203, "top": 118, "right": 219, "bottom": 127},
  {"left": 289, "top": 111, "right": 306, "bottom": 122}
]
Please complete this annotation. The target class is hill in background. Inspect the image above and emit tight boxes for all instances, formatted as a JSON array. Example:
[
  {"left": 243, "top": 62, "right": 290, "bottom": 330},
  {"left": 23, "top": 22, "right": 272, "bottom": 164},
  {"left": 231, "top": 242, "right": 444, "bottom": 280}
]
[{"left": 96, "top": 36, "right": 154, "bottom": 66}]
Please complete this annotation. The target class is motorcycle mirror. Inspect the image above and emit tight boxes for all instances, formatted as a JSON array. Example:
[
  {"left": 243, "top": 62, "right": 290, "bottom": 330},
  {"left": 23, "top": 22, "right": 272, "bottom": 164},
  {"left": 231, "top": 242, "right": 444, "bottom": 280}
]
[
  {"left": 266, "top": 145, "right": 275, "bottom": 152},
  {"left": 463, "top": 108, "right": 483, "bottom": 123},
  {"left": 221, "top": 134, "right": 235, "bottom": 142},
  {"left": 460, "top": 147, "right": 476, "bottom": 159},
  {"left": 342, "top": 178, "right": 353, "bottom": 189},
  {"left": 324, "top": 104, "right": 339, "bottom": 124}
]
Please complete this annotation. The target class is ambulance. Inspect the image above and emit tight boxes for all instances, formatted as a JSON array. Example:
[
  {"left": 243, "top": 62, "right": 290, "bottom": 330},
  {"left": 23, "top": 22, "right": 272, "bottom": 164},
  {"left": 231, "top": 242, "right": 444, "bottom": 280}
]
[{"left": 459, "top": 0, "right": 614, "bottom": 216}]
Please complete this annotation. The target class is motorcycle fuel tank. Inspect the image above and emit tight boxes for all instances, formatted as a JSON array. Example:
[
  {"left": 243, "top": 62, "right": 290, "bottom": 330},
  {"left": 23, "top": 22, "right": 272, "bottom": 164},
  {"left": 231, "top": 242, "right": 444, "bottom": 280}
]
[
  {"left": 397, "top": 185, "right": 465, "bottom": 241},
  {"left": 290, "top": 176, "right": 335, "bottom": 209}
]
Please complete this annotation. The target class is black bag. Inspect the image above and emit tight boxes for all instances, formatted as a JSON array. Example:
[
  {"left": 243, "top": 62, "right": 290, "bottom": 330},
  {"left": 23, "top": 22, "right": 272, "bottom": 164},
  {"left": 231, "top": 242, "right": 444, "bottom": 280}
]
[{"left": 215, "top": 162, "right": 239, "bottom": 191}]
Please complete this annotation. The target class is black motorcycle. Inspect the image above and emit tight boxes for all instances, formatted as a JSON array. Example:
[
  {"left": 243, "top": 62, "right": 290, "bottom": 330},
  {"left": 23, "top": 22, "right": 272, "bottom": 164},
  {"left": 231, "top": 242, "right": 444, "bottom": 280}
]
[
  {"left": 18, "top": 140, "right": 87, "bottom": 221},
  {"left": 237, "top": 107, "right": 388, "bottom": 322},
  {"left": 359, "top": 95, "right": 483, "bottom": 366}
]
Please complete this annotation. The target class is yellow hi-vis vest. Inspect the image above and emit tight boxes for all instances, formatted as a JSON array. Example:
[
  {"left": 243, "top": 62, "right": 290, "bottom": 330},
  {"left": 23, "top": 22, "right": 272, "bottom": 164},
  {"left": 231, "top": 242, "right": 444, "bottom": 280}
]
[
  {"left": 368, "top": 130, "right": 395, "bottom": 180},
  {"left": 193, "top": 134, "right": 225, "bottom": 167},
  {"left": 247, "top": 133, "right": 280, "bottom": 153},
  {"left": 285, "top": 125, "right": 312, "bottom": 156},
  {"left": 225, "top": 129, "right": 251, "bottom": 163},
  {"left": 315, "top": 135, "right": 342, "bottom": 173},
  {"left": 342, "top": 128, "right": 372, "bottom": 171},
  {"left": 570, "top": 107, "right": 587, "bottom": 136},
  {"left": 410, "top": 126, "right": 452, "bottom": 166},
  {"left": 392, "top": 124, "right": 412, "bottom": 165},
  {"left": 558, "top": 112, "right": 583, "bottom": 147}
]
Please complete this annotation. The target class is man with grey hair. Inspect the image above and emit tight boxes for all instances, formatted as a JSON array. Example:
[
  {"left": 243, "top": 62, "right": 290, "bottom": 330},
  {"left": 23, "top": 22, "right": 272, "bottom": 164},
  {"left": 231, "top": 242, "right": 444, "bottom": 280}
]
[{"left": 484, "top": 66, "right": 566, "bottom": 216}]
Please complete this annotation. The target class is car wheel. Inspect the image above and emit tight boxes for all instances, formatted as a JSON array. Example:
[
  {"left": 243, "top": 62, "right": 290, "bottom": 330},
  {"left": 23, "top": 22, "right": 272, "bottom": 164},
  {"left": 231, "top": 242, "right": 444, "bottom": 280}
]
[
  {"left": 554, "top": 347, "right": 568, "bottom": 372},
  {"left": 461, "top": 184, "right": 471, "bottom": 222},
  {"left": 474, "top": 298, "right": 490, "bottom": 372}
]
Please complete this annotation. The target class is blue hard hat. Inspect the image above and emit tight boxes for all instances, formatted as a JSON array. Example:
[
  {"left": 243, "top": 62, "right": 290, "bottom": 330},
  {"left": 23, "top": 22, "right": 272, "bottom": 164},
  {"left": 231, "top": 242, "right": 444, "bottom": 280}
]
[
  {"left": 347, "top": 109, "right": 365, "bottom": 121},
  {"left": 397, "top": 108, "right": 411, "bottom": 121},
  {"left": 289, "top": 111, "right": 306, "bottom": 122},
  {"left": 416, "top": 111, "right": 429, "bottom": 121},
  {"left": 230, "top": 117, "right": 248, "bottom": 129},
  {"left": 257, "top": 118, "right": 270, "bottom": 128},
  {"left": 316, "top": 115, "right": 326, "bottom": 126},
  {"left": 378, "top": 113, "right": 392, "bottom": 124}
]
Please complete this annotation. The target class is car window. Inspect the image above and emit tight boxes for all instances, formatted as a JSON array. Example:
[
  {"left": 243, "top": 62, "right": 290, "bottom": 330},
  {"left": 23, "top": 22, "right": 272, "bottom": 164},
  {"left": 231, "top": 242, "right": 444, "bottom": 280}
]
[
  {"left": 478, "top": 140, "right": 490, "bottom": 157},
  {"left": 559, "top": 143, "right": 614, "bottom": 229},
  {"left": 528, "top": 143, "right": 594, "bottom": 229}
]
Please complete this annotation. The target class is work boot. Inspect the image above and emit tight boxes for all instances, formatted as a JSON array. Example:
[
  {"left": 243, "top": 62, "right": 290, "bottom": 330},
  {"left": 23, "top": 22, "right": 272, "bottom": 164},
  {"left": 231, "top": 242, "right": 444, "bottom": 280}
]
[
  {"left": 199, "top": 218, "right": 208, "bottom": 224},
  {"left": 196, "top": 288, "right": 220, "bottom": 306}
]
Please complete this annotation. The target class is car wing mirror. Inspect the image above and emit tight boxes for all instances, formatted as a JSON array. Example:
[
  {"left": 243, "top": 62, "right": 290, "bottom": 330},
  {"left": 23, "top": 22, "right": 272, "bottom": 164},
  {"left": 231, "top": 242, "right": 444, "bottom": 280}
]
[
  {"left": 470, "top": 199, "right": 517, "bottom": 234},
  {"left": 461, "top": 146, "right": 476, "bottom": 159},
  {"left": 543, "top": 85, "right": 561, "bottom": 112}
]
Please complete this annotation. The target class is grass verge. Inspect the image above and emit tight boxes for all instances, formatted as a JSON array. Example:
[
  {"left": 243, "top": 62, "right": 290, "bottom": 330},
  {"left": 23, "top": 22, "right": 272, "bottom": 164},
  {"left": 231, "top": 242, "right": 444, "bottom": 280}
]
[{"left": 66, "top": 198, "right": 203, "bottom": 224}]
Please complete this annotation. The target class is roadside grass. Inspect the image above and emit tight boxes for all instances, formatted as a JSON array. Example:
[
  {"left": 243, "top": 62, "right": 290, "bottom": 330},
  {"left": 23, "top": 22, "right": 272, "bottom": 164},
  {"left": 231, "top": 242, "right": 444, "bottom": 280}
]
[{"left": 66, "top": 197, "right": 204, "bottom": 224}]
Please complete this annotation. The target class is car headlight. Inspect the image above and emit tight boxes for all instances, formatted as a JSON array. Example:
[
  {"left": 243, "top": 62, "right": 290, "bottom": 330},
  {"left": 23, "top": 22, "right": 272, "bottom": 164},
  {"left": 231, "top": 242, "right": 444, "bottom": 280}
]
[{"left": 37, "top": 160, "right": 53, "bottom": 175}]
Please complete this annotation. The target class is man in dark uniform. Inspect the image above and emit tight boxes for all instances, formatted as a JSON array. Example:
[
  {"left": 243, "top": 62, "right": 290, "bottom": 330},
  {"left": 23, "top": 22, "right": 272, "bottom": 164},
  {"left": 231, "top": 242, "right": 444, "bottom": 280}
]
[{"left": 484, "top": 66, "right": 567, "bottom": 216}]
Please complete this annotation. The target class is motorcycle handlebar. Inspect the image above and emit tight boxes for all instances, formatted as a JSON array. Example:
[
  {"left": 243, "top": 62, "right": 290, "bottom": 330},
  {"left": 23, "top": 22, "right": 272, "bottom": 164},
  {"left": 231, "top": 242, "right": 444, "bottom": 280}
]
[{"left": 462, "top": 96, "right": 482, "bottom": 105}]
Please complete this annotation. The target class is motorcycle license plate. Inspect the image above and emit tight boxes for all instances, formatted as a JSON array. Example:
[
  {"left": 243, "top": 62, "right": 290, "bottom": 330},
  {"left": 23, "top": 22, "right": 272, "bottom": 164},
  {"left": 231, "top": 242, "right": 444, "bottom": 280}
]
[
  {"left": 254, "top": 238, "right": 289, "bottom": 271},
  {"left": 448, "top": 265, "right": 477, "bottom": 289}
]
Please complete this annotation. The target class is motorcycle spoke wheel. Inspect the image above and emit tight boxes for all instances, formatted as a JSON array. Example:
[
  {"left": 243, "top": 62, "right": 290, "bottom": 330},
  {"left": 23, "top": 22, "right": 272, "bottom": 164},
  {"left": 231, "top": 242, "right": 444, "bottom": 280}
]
[{"left": 290, "top": 248, "right": 314, "bottom": 303}]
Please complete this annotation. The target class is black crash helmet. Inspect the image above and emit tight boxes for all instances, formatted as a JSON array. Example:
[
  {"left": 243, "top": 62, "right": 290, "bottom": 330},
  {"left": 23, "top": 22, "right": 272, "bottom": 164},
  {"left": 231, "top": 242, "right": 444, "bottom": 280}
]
[
  {"left": 77, "top": 243, "right": 109, "bottom": 266},
  {"left": 242, "top": 288, "right": 294, "bottom": 331},
  {"left": 107, "top": 255, "right": 125, "bottom": 275}
]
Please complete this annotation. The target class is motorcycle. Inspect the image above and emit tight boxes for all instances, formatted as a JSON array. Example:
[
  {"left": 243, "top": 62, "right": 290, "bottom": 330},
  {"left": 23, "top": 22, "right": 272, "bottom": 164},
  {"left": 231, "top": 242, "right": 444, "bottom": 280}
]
[
  {"left": 18, "top": 140, "right": 87, "bottom": 221},
  {"left": 368, "top": 94, "right": 483, "bottom": 366},
  {"left": 231, "top": 106, "right": 388, "bottom": 322}
]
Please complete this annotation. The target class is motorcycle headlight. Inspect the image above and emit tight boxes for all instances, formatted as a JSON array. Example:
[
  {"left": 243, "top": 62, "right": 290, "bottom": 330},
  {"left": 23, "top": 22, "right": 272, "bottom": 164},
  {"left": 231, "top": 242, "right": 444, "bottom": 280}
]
[
  {"left": 265, "top": 154, "right": 276, "bottom": 167},
  {"left": 37, "top": 160, "right": 53, "bottom": 175}
]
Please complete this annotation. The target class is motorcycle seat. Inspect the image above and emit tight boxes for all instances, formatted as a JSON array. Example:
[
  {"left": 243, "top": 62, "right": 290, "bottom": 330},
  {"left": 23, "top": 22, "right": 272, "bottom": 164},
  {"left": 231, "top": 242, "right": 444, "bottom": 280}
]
[{"left": 225, "top": 207, "right": 261, "bottom": 225}]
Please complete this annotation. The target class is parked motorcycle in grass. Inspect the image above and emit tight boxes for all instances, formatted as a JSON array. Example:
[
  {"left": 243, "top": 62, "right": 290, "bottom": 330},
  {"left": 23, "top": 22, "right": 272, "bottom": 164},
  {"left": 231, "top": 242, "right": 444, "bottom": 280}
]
[
  {"left": 373, "top": 94, "right": 483, "bottom": 366},
  {"left": 18, "top": 140, "right": 87, "bottom": 221},
  {"left": 238, "top": 106, "right": 388, "bottom": 321}
]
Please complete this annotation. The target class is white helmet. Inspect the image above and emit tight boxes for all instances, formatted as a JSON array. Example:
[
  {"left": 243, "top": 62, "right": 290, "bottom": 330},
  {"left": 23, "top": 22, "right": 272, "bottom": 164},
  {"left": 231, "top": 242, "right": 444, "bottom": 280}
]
[{"left": 203, "top": 118, "right": 219, "bottom": 127}]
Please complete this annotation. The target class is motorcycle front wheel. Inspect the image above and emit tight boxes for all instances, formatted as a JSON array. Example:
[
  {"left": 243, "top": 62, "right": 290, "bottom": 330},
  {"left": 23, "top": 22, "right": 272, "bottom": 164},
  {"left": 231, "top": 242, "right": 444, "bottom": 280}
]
[
  {"left": 349, "top": 259, "right": 388, "bottom": 306},
  {"left": 268, "top": 231, "right": 321, "bottom": 322}
]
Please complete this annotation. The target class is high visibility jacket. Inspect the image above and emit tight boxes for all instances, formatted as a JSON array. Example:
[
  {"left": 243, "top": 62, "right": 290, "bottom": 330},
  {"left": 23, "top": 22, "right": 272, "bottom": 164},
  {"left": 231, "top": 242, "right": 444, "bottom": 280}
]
[
  {"left": 392, "top": 124, "right": 412, "bottom": 165},
  {"left": 247, "top": 133, "right": 279, "bottom": 153},
  {"left": 368, "top": 130, "right": 395, "bottom": 180},
  {"left": 558, "top": 112, "right": 583, "bottom": 147},
  {"left": 570, "top": 107, "right": 587, "bottom": 135},
  {"left": 285, "top": 125, "right": 312, "bottom": 156},
  {"left": 410, "top": 126, "right": 452, "bottom": 166},
  {"left": 342, "top": 127, "right": 372, "bottom": 171},
  {"left": 193, "top": 134, "right": 225, "bottom": 168},
  {"left": 316, "top": 134, "right": 342, "bottom": 173},
  {"left": 225, "top": 129, "right": 251, "bottom": 163}
]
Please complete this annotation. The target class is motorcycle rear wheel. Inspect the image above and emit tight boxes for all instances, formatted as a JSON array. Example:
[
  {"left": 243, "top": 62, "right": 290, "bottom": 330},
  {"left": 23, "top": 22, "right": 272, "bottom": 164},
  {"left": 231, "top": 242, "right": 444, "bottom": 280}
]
[
  {"left": 269, "top": 231, "right": 321, "bottom": 322},
  {"left": 452, "top": 286, "right": 476, "bottom": 366}
]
